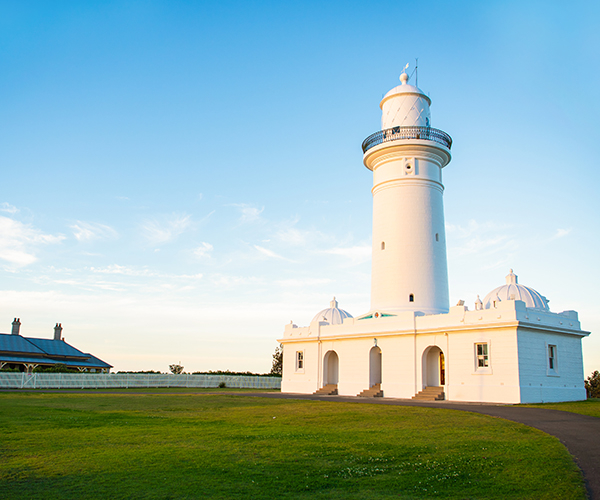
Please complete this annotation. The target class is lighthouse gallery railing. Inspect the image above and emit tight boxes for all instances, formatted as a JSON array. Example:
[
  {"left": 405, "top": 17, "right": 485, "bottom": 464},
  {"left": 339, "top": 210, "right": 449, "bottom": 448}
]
[{"left": 362, "top": 126, "right": 452, "bottom": 153}]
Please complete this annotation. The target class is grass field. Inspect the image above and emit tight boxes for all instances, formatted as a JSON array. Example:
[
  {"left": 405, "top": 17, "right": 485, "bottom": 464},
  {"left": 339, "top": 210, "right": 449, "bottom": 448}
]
[
  {"left": 0, "top": 392, "right": 586, "bottom": 499},
  {"left": 523, "top": 398, "right": 600, "bottom": 418}
]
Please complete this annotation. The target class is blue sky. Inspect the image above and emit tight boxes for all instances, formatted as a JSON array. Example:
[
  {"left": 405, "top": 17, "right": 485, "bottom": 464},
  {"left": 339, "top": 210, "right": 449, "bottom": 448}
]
[{"left": 1, "top": 1, "right": 598, "bottom": 374}]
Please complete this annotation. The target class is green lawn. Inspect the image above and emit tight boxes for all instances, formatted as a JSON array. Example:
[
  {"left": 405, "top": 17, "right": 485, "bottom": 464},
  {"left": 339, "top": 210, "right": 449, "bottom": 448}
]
[
  {"left": 0, "top": 392, "right": 586, "bottom": 499},
  {"left": 523, "top": 398, "right": 600, "bottom": 418}
]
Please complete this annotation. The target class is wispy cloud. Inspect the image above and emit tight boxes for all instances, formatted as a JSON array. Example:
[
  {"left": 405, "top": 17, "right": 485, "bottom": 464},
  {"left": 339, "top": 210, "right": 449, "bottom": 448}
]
[
  {"left": 141, "top": 213, "right": 192, "bottom": 245},
  {"left": 194, "top": 242, "right": 213, "bottom": 259},
  {"left": 0, "top": 216, "right": 65, "bottom": 266},
  {"left": 275, "top": 226, "right": 311, "bottom": 246},
  {"left": 549, "top": 228, "right": 571, "bottom": 241},
  {"left": 446, "top": 219, "right": 518, "bottom": 258},
  {"left": 70, "top": 221, "right": 118, "bottom": 241},
  {"left": 276, "top": 278, "right": 332, "bottom": 287},
  {"left": 254, "top": 245, "right": 292, "bottom": 261},
  {"left": 0, "top": 202, "right": 19, "bottom": 214},
  {"left": 89, "top": 264, "right": 203, "bottom": 281},
  {"left": 232, "top": 204, "right": 264, "bottom": 223},
  {"left": 90, "top": 264, "right": 158, "bottom": 277}
]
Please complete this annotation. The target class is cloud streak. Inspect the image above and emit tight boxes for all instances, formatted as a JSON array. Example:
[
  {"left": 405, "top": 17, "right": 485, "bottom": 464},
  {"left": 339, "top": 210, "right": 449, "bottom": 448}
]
[
  {"left": 0, "top": 216, "right": 65, "bottom": 266},
  {"left": 141, "top": 213, "right": 192, "bottom": 245},
  {"left": 70, "top": 221, "right": 118, "bottom": 241},
  {"left": 0, "top": 202, "right": 19, "bottom": 214}
]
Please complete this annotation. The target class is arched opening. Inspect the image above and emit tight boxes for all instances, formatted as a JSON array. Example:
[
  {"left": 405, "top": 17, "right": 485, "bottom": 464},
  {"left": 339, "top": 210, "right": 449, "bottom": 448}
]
[
  {"left": 422, "top": 346, "right": 445, "bottom": 388},
  {"left": 323, "top": 350, "right": 339, "bottom": 385},
  {"left": 409, "top": 294, "right": 414, "bottom": 302},
  {"left": 369, "top": 346, "right": 382, "bottom": 387}
]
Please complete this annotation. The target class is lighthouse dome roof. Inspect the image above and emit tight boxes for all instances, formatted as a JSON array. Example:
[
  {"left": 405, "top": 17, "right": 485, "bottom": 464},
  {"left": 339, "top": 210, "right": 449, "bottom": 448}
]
[
  {"left": 381, "top": 72, "right": 431, "bottom": 107},
  {"left": 380, "top": 71, "right": 432, "bottom": 129},
  {"left": 482, "top": 270, "right": 549, "bottom": 311},
  {"left": 311, "top": 297, "right": 353, "bottom": 325}
]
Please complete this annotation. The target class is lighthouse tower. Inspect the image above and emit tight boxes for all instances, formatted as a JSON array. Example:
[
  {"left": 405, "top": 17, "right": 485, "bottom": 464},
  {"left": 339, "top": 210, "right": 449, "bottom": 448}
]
[{"left": 362, "top": 70, "right": 452, "bottom": 315}]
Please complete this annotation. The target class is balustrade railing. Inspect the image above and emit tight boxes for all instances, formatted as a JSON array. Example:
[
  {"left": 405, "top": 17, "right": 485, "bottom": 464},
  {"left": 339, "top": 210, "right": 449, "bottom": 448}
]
[{"left": 362, "top": 126, "right": 452, "bottom": 153}]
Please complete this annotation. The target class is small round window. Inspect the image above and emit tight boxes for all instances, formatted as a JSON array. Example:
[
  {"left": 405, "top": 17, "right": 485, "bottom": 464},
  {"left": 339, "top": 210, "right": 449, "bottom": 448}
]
[{"left": 405, "top": 164, "right": 412, "bottom": 172}]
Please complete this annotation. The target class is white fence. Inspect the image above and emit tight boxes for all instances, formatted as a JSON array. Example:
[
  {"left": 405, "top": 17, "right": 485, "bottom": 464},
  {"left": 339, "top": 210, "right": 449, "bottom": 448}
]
[{"left": 0, "top": 372, "right": 281, "bottom": 390}]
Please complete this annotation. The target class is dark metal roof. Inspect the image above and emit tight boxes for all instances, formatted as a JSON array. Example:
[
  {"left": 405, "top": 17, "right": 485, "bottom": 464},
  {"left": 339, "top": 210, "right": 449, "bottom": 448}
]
[
  {"left": 26, "top": 338, "right": 87, "bottom": 358},
  {"left": 0, "top": 354, "right": 55, "bottom": 365},
  {"left": 79, "top": 353, "right": 112, "bottom": 369},
  {"left": 0, "top": 334, "right": 46, "bottom": 354},
  {"left": 0, "top": 333, "right": 112, "bottom": 369}
]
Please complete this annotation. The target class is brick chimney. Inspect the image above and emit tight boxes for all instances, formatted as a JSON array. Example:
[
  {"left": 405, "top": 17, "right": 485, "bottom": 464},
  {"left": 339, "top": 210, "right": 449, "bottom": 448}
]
[
  {"left": 54, "top": 323, "right": 62, "bottom": 341},
  {"left": 11, "top": 318, "right": 21, "bottom": 335}
]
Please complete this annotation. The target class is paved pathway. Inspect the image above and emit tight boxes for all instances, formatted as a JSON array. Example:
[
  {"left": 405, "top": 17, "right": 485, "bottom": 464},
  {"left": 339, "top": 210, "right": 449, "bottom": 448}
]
[{"left": 242, "top": 392, "right": 600, "bottom": 500}]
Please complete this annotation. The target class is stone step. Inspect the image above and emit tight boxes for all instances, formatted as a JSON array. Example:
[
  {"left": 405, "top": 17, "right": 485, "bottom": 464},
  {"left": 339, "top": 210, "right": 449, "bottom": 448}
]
[
  {"left": 357, "top": 383, "right": 383, "bottom": 398},
  {"left": 314, "top": 384, "right": 338, "bottom": 395},
  {"left": 412, "top": 386, "right": 445, "bottom": 401}
]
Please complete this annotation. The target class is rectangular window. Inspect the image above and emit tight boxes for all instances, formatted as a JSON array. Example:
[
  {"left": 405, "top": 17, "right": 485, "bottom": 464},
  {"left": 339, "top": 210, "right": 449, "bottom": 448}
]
[
  {"left": 476, "top": 343, "right": 489, "bottom": 368},
  {"left": 296, "top": 351, "right": 304, "bottom": 371},
  {"left": 548, "top": 345, "right": 557, "bottom": 371}
]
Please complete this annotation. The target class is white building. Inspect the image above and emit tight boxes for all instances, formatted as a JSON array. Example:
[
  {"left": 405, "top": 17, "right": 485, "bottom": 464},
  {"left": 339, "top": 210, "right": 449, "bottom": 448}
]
[{"left": 279, "top": 71, "right": 589, "bottom": 404}]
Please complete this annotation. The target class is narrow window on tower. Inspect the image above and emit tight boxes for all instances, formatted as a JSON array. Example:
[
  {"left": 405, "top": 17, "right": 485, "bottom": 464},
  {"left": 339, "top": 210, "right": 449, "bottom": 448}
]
[
  {"left": 409, "top": 294, "right": 414, "bottom": 302},
  {"left": 381, "top": 241, "right": 385, "bottom": 250},
  {"left": 435, "top": 233, "right": 439, "bottom": 242}
]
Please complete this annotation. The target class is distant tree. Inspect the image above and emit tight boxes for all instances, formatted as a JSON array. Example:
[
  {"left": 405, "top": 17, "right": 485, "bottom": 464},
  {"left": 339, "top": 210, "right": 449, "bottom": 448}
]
[
  {"left": 585, "top": 370, "right": 600, "bottom": 398},
  {"left": 270, "top": 344, "right": 283, "bottom": 376},
  {"left": 169, "top": 363, "right": 184, "bottom": 375},
  {"left": 35, "top": 363, "right": 77, "bottom": 373}
]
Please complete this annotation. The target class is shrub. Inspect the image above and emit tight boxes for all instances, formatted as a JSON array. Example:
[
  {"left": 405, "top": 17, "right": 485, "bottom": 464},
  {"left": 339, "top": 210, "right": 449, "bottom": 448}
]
[
  {"left": 218, "top": 382, "right": 226, "bottom": 388},
  {"left": 585, "top": 370, "right": 600, "bottom": 398}
]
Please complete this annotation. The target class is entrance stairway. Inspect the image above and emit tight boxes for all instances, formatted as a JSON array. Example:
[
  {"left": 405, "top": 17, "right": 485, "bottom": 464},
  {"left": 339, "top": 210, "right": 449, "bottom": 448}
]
[
  {"left": 314, "top": 384, "right": 338, "bottom": 395},
  {"left": 357, "top": 383, "right": 383, "bottom": 398},
  {"left": 412, "top": 386, "right": 445, "bottom": 401}
]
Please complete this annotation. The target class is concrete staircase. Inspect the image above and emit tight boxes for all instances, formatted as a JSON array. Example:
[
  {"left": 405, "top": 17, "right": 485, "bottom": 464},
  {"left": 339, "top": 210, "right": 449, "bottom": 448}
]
[
  {"left": 357, "top": 383, "right": 383, "bottom": 398},
  {"left": 412, "top": 386, "right": 445, "bottom": 401},
  {"left": 314, "top": 384, "right": 338, "bottom": 395}
]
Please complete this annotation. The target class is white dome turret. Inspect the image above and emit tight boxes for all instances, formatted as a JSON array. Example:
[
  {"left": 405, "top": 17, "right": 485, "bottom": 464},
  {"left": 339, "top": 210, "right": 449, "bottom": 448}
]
[
  {"left": 482, "top": 270, "right": 549, "bottom": 311},
  {"left": 311, "top": 297, "right": 353, "bottom": 325},
  {"left": 380, "top": 71, "right": 431, "bottom": 129}
]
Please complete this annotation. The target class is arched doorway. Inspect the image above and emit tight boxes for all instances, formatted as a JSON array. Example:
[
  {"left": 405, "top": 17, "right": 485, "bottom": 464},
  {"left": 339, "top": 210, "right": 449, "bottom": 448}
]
[
  {"left": 369, "top": 346, "right": 382, "bottom": 387},
  {"left": 323, "top": 350, "right": 339, "bottom": 385},
  {"left": 422, "top": 346, "right": 445, "bottom": 387}
]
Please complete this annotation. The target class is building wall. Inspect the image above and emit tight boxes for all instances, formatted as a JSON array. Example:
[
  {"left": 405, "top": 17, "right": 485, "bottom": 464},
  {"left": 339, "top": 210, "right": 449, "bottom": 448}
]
[
  {"left": 442, "top": 328, "right": 522, "bottom": 404},
  {"left": 517, "top": 328, "right": 586, "bottom": 402},
  {"left": 280, "top": 301, "right": 588, "bottom": 403},
  {"left": 281, "top": 340, "right": 320, "bottom": 394}
]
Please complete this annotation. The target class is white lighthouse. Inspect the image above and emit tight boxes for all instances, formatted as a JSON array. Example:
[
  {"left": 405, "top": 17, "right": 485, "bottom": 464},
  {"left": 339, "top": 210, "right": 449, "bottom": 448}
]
[
  {"left": 279, "top": 70, "right": 588, "bottom": 404},
  {"left": 362, "top": 70, "right": 452, "bottom": 315}
]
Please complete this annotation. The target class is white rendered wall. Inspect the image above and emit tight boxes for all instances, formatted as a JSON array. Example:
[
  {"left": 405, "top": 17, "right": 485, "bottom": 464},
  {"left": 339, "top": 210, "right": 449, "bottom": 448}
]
[
  {"left": 281, "top": 340, "right": 320, "bottom": 394},
  {"left": 441, "top": 328, "right": 522, "bottom": 404},
  {"left": 279, "top": 300, "right": 587, "bottom": 403},
  {"left": 367, "top": 144, "right": 450, "bottom": 314},
  {"left": 517, "top": 329, "right": 586, "bottom": 402}
]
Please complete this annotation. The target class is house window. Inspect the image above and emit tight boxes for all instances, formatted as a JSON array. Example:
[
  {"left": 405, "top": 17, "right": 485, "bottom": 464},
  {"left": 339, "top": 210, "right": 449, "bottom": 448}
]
[
  {"left": 476, "top": 343, "right": 489, "bottom": 368},
  {"left": 548, "top": 345, "right": 557, "bottom": 371},
  {"left": 296, "top": 351, "right": 304, "bottom": 371},
  {"left": 409, "top": 294, "right": 414, "bottom": 302},
  {"left": 381, "top": 241, "right": 385, "bottom": 250}
]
